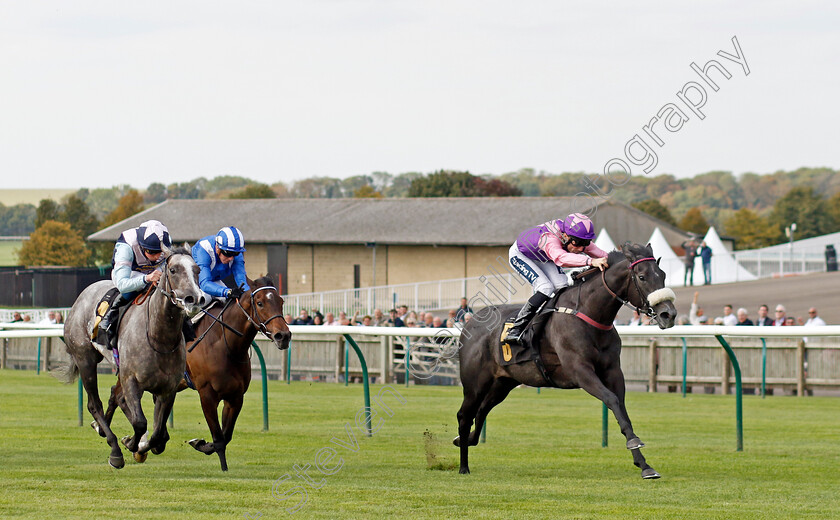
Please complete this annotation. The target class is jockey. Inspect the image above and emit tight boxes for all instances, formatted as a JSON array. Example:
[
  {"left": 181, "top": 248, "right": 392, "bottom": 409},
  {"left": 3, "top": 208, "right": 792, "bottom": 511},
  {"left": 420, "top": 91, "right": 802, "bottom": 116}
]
[
  {"left": 504, "top": 213, "right": 609, "bottom": 345},
  {"left": 95, "top": 219, "right": 171, "bottom": 349},
  {"left": 192, "top": 226, "right": 250, "bottom": 303}
]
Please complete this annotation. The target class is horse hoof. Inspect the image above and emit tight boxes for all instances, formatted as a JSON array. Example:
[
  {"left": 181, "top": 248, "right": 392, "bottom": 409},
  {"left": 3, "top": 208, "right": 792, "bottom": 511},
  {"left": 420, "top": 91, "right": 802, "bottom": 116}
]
[
  {"left": 642, "top": 468, "right": 661, "bottom": 479},
  {"left": 188, "top": 438, "right": 205, "bottom": 449},
  {"left": 120, "top": 436, "right": 132, "bottom": 449},
  {"left": 459, "top": 467, "right": 470, "bottom": 475},
  {"left": 151, "top": 445, "right": 165, "bottom": 455},
  {"left": 109, "top": 455, "right": 125, "bottom": 469},
  {"left": 626, "top": 437, "right": 645, "bottom": 450},
  {"left": 90, "top": 421, "right": 104, "bottom": 437},
  {"left": 134, "top": 451, "right": 148, "bottom": 464},
  {"left": 452, "top": 436, "right": 460, "bottom": 447}
]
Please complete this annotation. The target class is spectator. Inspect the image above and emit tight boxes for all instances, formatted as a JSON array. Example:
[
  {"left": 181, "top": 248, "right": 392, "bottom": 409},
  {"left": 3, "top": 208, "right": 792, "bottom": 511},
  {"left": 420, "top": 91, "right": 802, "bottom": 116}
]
[
  {"left": 462, "top": 313, "right": 472, "bottom": 323},
  {"left": 324, "top": 312, "right": 340, "bottom": 326},
  {"left": 628, "top": 310, "right": 642, "bottom": 326},
  {"left": 284, "top": 313, "right": 293, "bottom": 325},
  {"left": 755, "top": 304, "right": 773, "bottom": 327},
  {"left": 312, "top": 314, "right": 324, "bottom": 325},
  {"left": 310, "top": 309, "right": 324, "bottom": 322},
  {"left": 447, "top": 309, "right": 458, "bottom": 324},
  {"left": 22, "top": 315, "right": 31, "bottom": 322},
  {"left": 397, "top": 305, "right": 408, "bottom": 319},
  {"left": 681, "top": 238, "right": 697, "bottom": 286},
  {"left": 38, "top": 311, "right": 57, "bottom": 325},
  {"left": 387, "top": 309, "right": 404, "bottom": 327},
  {"left": 418, "top": 311, "right": 426, "bottom": 324},
  {"left": 292, "top": 310, "right": 314, "bottom": 326},
  {"left": 773, "top": 305, "right": 787, "bottom": 326},
  {"left": 446, "top": 318, "right": 456, "bottom": 328},
  {"left": 404, "top": 311, "right": 418, "bottom": 324},
  {"left": 785, "top": 316, "right": 796, "bottom": 326},
  {"left": 361, "top": 315, "right": 373, "bottom": 327},
  {"left": 455, "top": 297, "right": 474, "bottom": 322},
  {"left": 800, "top": 307, "right": 826, "bottom": 326},
  {"left": 689, "top": 292, "right": 708, "bottom": 326},
  {"left": 372, "top": 309, "right": 387, "bottom": 326},
  {"left": 339, "top": 317, "right": 353, "bottom": 326},
  {"left": 735, "top": 308, "right": 754, "bottom": 326},
  {"left": 405, "top": 317, "right": 418, "bottom": 327},
  {"left": 338, "top": 311, "right": 348, "bottom": 323},
  {"left": 54, "top": 312, "right": 64, "bottom": 324},
  {"left": 423, "top": 314, "right": 434, "bottom": 328},
  {"left": 432, "top": 316, "right": 444, "bottom": 328},
  {"left": 698, "top": 241, "right": 713, "bottom": 285},
  {"left": 10, "top": 312, "right": 23, "bottom": 323},
  {"left": 722, "top": 305, "right": 737, "bottom": 326}
]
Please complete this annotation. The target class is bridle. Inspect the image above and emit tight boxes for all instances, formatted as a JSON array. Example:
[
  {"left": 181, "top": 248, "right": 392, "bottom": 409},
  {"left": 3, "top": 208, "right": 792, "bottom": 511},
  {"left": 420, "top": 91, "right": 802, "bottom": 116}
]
[
  {"left": 234, "top": 285, "right": 286, "bottom": 340},
  {"left": 156, "top": 253, "right": 192, "bottom": 310},
  {"left": 601, "top": 256, "right": 660, "bottom": 322}
]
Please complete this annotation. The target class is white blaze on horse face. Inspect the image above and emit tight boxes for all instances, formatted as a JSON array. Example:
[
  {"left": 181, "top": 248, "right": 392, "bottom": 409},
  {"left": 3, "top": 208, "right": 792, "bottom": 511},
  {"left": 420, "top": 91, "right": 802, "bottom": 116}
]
[
  {"left": 171, "top": 254, "right": 202, "bottom": 313},
  {"left": 647, "top": 288, "right": 676, "bottom": 307}
]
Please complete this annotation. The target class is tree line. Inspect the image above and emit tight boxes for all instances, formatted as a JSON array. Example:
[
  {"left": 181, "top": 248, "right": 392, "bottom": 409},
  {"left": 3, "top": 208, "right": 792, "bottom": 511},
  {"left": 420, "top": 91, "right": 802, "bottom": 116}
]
[{"left": 8, "top": 167, "right": 840, "bottom": 266}]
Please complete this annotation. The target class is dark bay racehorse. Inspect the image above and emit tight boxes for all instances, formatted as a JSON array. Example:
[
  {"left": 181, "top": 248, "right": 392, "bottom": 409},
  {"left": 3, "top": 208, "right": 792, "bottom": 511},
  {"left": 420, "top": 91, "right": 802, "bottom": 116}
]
[
  {"left": 455, "top": 243, "right": 677, "bottom": 479},
  {"left": 56, "top": 246, "right": 204, "bottom": 469},
  {"left": 184, "top": 276, "right": 291, "bottom": 471},
  {"left": 103, "top": 276, "right": 291, "bottom": 471}
]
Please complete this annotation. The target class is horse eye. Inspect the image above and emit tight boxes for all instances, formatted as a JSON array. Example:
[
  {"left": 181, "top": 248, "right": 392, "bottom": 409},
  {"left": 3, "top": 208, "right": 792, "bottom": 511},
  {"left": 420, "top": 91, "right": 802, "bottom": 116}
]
[
  {"left": 257, "top": 302, "right": 263, "bottom": 308},
  {"left": 638, "top": 275, "right": 646, "bottom": 282},
  {"left": 169, "top": 268, "right": 176, "bottom": 274}
]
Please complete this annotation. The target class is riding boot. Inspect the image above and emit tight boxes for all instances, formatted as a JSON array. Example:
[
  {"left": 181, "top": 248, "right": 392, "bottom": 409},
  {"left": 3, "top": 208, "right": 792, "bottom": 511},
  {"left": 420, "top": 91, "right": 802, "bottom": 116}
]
[
  {"left": 97, "top": 294, "right": 128, "bottom": 350},
  {"left": 182, "top": 319, "right": 196, "bottom": 343},
  {"left": 504, "top": 292, "right": 551, "bottom": 346}
]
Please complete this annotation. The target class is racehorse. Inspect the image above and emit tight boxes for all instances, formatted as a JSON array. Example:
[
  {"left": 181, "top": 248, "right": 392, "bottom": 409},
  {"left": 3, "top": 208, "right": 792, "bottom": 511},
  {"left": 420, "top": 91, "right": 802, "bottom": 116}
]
[
  {"left": 102, "top": 276, "right": 292, "bottom": 471},
  {"left": 455, "top": 243, "right": 677, "bottom": 479},
  {"left": 56, "top": 246, "right": 204, "bottom": 469}
]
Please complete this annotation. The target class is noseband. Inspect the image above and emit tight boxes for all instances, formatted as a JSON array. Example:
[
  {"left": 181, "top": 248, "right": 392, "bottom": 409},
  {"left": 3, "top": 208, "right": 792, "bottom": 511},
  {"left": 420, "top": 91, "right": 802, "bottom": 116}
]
[{"left": 156, "top": 254, "right": 192, "bottom": 310}]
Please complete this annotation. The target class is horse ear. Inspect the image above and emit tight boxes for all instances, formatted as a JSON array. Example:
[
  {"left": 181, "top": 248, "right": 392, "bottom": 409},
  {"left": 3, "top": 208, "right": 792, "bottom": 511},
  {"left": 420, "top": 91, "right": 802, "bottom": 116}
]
[
  {"left": 656, "top": 257, "right": 661, "bottom": 265},
  {"left": 183, "top": 241, "right": 191, "bottom": 250},
  {"left": 621, "top": 242, "right": 634, "bottom": 260}
]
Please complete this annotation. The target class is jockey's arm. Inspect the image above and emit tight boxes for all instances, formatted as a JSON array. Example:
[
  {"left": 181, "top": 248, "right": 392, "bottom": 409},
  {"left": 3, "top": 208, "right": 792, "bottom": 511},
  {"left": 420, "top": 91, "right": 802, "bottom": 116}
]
[
  {"left": 112, "top": 242, "right": 155, "bottom": 295},
  {"left": 192, "top": 248, "right": 230, "bottom": 299},
  {"left": 538, "top": 232, "right": 594, "bottom": 268},
  {"left": 231, "top": 256, "right": 251, "bottom": 293}
]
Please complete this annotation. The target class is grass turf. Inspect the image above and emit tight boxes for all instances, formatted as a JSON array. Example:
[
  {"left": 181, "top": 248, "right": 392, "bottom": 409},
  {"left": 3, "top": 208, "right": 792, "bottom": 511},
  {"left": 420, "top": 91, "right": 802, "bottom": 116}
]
[{"left": 1, "top": 369, "right": 838, "bottom": 519}]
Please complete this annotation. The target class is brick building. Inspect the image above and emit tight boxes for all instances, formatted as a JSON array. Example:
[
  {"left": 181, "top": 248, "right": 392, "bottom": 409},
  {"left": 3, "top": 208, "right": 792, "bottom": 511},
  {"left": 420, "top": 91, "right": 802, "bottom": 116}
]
[{"left": 87, "top": 197, "right": 689, "bottom": 295}]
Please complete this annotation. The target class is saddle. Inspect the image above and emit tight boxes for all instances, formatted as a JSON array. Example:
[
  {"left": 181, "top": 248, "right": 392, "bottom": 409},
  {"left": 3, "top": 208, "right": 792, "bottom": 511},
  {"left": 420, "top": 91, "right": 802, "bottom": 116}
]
[
  {"left": 90, "top": 288, "right": 131, "bottom": 352},
  {"left": 498, "top": 289, "right": 564, "bottom": 367}
]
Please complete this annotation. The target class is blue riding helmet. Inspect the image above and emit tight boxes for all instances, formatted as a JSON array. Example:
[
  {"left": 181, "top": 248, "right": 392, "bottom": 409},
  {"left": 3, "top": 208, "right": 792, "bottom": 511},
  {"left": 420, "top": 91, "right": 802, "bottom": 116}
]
[
  {"left": 137, "top": 220, "right": 171, "bottom": 252},
  {"left": 215, "top": 226, "right": 246, "bottom": 253}
]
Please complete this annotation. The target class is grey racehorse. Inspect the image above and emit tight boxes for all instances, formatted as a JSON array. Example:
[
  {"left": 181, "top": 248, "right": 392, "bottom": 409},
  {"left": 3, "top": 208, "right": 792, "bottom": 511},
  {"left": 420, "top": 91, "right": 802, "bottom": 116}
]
[{"left": 55, "top": 245, "right": 204, "bottom": 468}]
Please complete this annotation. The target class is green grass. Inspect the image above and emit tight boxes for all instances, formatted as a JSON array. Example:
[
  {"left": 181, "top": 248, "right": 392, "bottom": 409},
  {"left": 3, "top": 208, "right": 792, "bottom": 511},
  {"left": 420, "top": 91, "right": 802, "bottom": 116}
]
[
  {"left": 0, "top": 240, "right": 21, "bottom": 266},
  {"left": 1, "top": 369, "right": 839, "bottom": 519}
]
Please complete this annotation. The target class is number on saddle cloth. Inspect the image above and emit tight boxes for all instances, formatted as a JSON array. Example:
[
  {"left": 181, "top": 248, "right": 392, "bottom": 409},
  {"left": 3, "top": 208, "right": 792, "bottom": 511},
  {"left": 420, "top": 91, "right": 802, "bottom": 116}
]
[
  {"left": 497, "top": 291, "right": 561, "bottom": 367},
  {"left": 90, "top": 288, "right": 121, "bottom": 341}
]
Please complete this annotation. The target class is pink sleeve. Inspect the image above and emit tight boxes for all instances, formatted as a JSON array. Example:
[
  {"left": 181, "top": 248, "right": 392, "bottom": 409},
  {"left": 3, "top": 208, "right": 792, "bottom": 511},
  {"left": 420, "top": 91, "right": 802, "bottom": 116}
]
[
  {"left": 584, "top": 243, "right": 608, "bottom": 259},
  {"left": 538, "top": 232, "right": 592, "bottom": 267}
]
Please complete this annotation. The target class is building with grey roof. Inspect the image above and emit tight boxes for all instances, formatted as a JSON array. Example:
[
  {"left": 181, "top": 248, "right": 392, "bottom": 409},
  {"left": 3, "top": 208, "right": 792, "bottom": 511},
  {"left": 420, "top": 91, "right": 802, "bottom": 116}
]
[{"left": 88, "top": 197, "right": 689, "bottom": 294}]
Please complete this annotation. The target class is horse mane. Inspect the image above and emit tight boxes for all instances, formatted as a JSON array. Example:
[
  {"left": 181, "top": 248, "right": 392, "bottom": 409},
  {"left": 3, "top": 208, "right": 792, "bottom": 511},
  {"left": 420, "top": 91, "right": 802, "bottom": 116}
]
[
  {"left": 254, "top": 274, "right": 276, "bottom": 288},
  {"left": 574, "top": 244, "right": 649, "bottom": 286},
  {"left": 168, "top": 245, "right": 191, "bottom": 257}
]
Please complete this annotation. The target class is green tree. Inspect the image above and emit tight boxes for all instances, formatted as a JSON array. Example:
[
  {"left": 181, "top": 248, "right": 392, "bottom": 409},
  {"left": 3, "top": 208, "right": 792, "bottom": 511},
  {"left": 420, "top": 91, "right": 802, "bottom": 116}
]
[
  {"left": 382, "top": 172, "right": 422, "bottom": 197},
  {"left": 144, "top": 183, "right": 168, "bottom": 204},
  {"left": 0, "top": 203, "right": 36, "bottom": 235},
  {"left": 408, "top": 170, "right": 521, "bottom": 197},
  {"left": 17, "top": 220, "right": 90, "bottom": 266},
  {"left": 723, "top": 208, "right": 778, "bottom": 249},
  {"left": 204, "top": 175, "right": 254, "bottom": 194},
  {"left": 61, "top": 194, "right": 100, "bottom": 238},
  {"left": 829, "top": 192, "right": 840, "bottom": 234},
  {"left": 102, "top": 190, "right": 145, "bottom": 228},
  {"left": 768, "top": 186, "right": 836, "bottom": 241},
  {"left": 228, "top": 183, "right": 276, "bottom": 199},
  {"left": 679, "top": 207, "right": 709, "bottom": 235},
  {"left": 631, "top": 199, "right": 677, "bottom": 227},
  {"left": 35, "top": 199, "right": 60, "bottom": 228}
]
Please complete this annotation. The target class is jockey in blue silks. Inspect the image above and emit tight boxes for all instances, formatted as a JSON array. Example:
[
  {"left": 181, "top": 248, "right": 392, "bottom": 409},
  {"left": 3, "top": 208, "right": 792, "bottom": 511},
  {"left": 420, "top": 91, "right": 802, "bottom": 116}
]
[
  {"left": 192, "top": 226, "right": 251, "bottom": 302},
  {"left": 504, "top": 213, "right": 609, "bottom": 345},
  {"left": 95, "top": 219, "right": 171, "bottom": 349}
]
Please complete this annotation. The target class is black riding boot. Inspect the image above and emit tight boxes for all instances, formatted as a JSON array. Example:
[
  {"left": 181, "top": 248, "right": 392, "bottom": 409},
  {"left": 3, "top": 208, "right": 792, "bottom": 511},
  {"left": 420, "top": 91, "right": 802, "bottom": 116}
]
[
  {"left": 504, "top": 292, "right": 551, "bottom": 346},
  {"left": 97, "top": 294, "right": 128, "bottom": 350},
  {"left": 182, "top": 319, "right": 196, "bottom": 342}
]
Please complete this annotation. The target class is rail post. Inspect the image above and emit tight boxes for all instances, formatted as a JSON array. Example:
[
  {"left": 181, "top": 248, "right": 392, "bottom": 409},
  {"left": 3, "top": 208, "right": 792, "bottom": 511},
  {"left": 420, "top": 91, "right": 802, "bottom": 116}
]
[
  {"left": 714, "top": 335, "right": 743, "bottom": 451},
  {"left": 681, "top": 337, "right": 688, "bottom": 397},
  {"left": 796, "top": 340, "right": 806, "bottom": 397},
  {"left": 404, "top": 336, "right": 410, "bottom": 388},
  {"left": 648, "top": 339, "right": 657, "bottom": 392},
  {"left": 344, "top": 337, "right": 349, "bottom": 386},
  {"left": 342, "top": 334, "right": 372, "bottom": 437},
  {"left": 251, "top": 341, "right": 270, "bottom": 431},
  {"left": 77, "top": 377, "right": 83, "bottom": 427},
  {"left": 602, "top": 403, "right": 608, "bottom": 448},
  {"left": 760, "top": 338, "right": 767, "bottom": 398},
  {"left": 286, "top": 342, "right": 292, "bottom": 385},
  {"left": 36, "top": 337, "right": 42, "bottom": 375}
]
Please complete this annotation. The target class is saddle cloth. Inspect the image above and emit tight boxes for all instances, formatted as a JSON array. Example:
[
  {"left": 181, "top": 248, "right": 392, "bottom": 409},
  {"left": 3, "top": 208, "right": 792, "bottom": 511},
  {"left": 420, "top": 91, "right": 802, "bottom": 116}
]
[
  {"left": 90, "top": 287, "right": 121, "bottom": 342},
  {"left": 497, "top": 290, "right": 564, "bottom": 367}
]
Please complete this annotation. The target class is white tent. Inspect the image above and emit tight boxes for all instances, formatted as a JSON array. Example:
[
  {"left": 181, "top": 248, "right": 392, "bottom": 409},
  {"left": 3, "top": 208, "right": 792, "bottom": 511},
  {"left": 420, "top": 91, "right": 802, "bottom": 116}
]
[
  {"left": 646, "top": 227, "right": 685, "bottom": 287},
  {"left": 595, "top": 228, "right": 617, "bottom": 252},
  {"left": 695, "top": 226, "right": 757, "bottom": 284}
]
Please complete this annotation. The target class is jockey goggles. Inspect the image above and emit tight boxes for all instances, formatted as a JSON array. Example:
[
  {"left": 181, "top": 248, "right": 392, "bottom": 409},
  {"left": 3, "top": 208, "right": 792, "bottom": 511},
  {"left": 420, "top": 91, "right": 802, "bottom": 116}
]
[
  {"left": 568, "top": 237, "right": 591, "bottom": 248},
  {"left": 219, "top": 248, "right": 240, "bottom": 258}
]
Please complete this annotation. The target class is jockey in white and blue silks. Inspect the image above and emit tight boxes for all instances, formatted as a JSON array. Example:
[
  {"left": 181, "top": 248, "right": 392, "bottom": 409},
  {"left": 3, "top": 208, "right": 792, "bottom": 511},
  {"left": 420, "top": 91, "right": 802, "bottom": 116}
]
[
  {"left": 192, "top": 226, "right": 251, "bottom": 302},
  {"left": 504, "top": 213, "right": 609, "bottom": 345},
  {"left": 95, "top": 220, "right": 171, "bottom": 348}
]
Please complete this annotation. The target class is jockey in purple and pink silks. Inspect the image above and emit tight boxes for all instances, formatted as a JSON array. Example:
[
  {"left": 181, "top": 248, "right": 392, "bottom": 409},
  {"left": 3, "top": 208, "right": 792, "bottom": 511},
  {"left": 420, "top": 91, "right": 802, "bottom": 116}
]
[{"left": 504, "top": 213, "right": 609, "bottom": 345}]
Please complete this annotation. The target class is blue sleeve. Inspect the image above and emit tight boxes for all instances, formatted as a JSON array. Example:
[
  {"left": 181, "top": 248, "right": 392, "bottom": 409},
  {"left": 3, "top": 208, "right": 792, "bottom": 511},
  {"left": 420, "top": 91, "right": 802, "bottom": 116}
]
[
  {"left": 192, "top": 243, "right": 229, "bottom": 298},
  {"left": 232, "top": 255, "right": 250, "bottom": 292}
]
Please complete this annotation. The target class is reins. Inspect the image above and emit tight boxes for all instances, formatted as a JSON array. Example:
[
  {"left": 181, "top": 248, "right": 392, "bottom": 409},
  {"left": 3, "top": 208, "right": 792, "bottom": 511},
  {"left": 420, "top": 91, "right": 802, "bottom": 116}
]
[
  {"left": 144, "top": 255, "right": 184, "bottom": 355},
  {"left": 601, "top": 256, "right": 659, "bottom": 322}
]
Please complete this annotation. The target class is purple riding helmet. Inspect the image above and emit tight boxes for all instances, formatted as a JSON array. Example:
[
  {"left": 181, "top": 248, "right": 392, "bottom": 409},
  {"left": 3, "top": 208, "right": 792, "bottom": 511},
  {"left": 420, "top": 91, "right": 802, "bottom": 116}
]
[{"left": 562, "top": 213, "right": 595, "bottom": 241}]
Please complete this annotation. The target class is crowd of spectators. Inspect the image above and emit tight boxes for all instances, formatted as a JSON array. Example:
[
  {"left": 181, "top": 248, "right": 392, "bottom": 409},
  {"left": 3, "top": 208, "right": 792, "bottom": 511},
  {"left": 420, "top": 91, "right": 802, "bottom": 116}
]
[
  {"left": 621, "top": 291, "right": 830, "bottom": 327},
  {"left": 283, "top": 298, "right": 475, "bottom": 329},
  {"left": 2, "top": 310, "right": 64, "bottom": 324}
]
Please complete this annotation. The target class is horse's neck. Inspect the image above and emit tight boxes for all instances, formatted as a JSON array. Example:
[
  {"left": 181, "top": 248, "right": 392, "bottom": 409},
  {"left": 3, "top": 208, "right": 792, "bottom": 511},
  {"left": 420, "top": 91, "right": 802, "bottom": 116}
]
[
  {"left": 575, "top": 269, "right": 628, "bottom": 323},
  {"left": 220, "top": 301, "right": 258, "bottom": 349},
  {"left": 148, "top": 289, "right": 183, "bottom": 343}
]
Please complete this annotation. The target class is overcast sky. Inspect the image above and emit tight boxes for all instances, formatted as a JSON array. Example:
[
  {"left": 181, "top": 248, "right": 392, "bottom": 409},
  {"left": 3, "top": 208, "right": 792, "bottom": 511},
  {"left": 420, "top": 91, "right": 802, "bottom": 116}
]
[{"left": 1, "top": 1, "right": 838, "bottom": 190}]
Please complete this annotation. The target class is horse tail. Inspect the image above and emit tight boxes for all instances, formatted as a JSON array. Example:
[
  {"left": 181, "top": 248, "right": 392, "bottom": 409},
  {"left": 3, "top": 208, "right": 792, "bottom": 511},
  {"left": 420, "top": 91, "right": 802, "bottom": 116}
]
[{"left": 51, "top": 362, "right": 79, "bottom": 384}]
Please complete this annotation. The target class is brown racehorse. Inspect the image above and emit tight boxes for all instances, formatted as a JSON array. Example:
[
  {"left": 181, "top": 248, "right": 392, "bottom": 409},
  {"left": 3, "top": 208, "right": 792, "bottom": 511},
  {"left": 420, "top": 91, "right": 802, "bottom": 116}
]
[{"left": 103, "top": 275, "right": 291, "bottom": 471}]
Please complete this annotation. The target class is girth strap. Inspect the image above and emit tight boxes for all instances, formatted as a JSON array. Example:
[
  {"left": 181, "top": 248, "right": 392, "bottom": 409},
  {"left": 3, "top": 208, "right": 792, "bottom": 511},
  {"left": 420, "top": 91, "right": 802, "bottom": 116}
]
[{"left": 555, "top": 306, "right": 614, "bottom": 331}]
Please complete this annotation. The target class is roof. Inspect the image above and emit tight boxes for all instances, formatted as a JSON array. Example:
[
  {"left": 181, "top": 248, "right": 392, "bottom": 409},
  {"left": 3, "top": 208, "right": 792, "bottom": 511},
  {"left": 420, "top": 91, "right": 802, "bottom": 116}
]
[{"left": 87, "top": 197, "right": 689, "bottom": 247}]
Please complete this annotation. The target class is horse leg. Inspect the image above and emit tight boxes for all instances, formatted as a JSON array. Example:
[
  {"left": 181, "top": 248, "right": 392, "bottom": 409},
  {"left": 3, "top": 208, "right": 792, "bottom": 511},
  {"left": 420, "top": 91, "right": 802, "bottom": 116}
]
[
  {"left": 100, "top": 380, "right": 122, "bottom": 433},
  {"left": 77, "top": 359, "right": 125, "bottom": 469},
  {"left": 468, "top": 378, "right": 518, "bottom": 446},
  {"left": 602, "top": 366, "right": 660, "bottom": 479},
  {"left": 119, "top": 376, "right": 147, "bottom": 455},
  {"left": 574, "top": 366, "right": 660, "bottom": 479},
  {"left": 454, "top": 371, "right": 495, "bottom": 475},
  {"left": 217, "top": 394, "right": 244, "bottom": 470},
  {"left": 190, "top": 387, "right": 229, "bottom": 470},
  {"left": 146, "top": 391, "right": 176, "bottom": 456}
]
